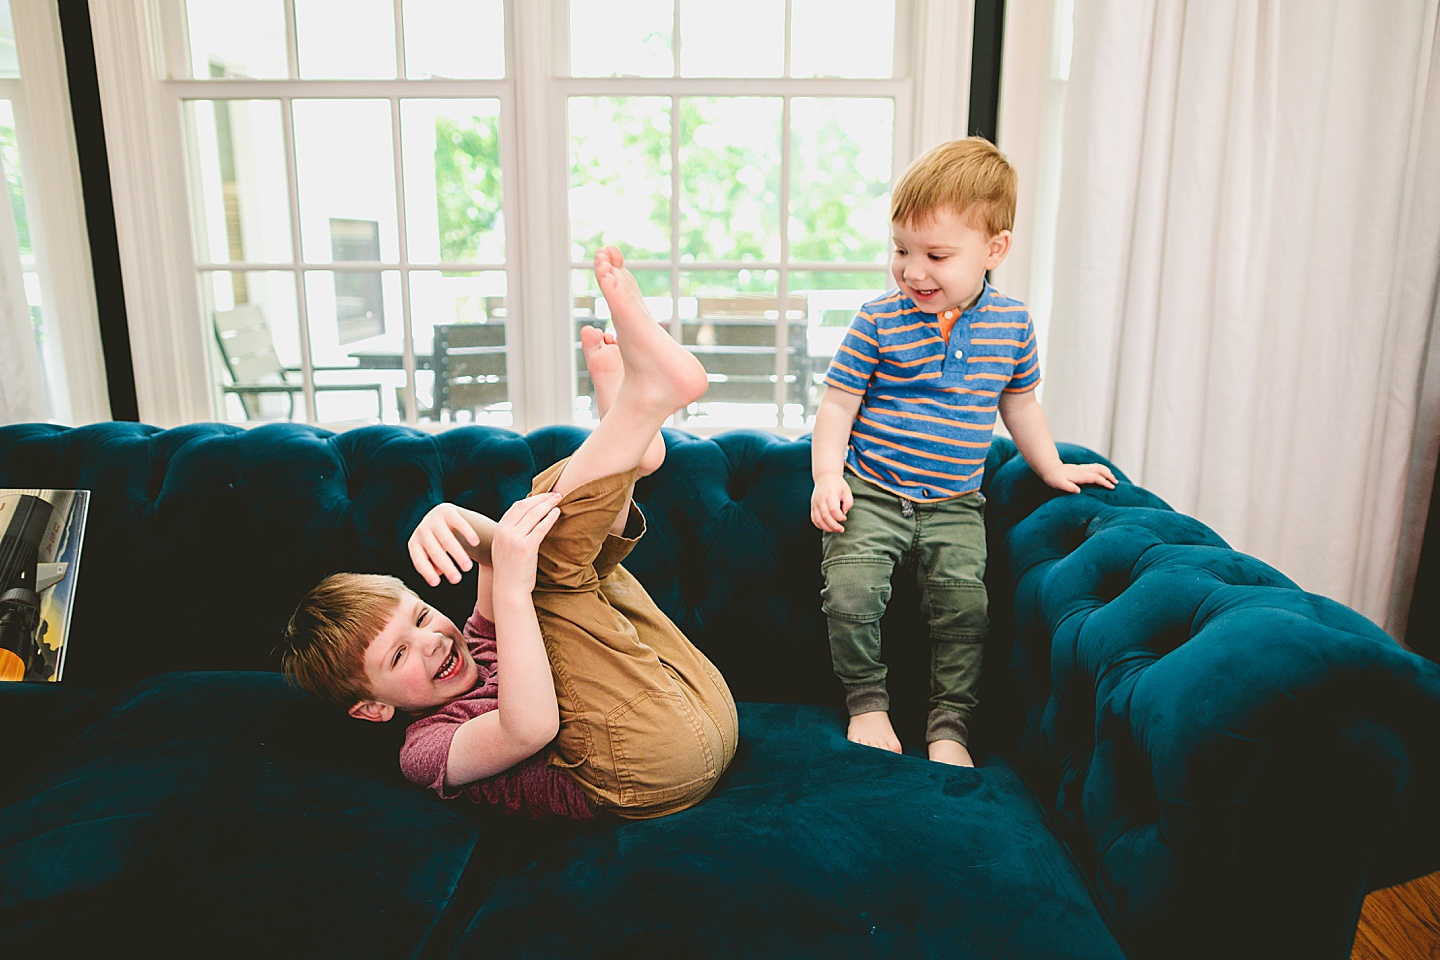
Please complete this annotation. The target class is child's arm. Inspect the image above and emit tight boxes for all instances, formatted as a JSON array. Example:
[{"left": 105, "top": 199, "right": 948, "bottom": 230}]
[
  {"left": 998, "top": 390, "right": 1117, "bottom": 493},
  {"left": 441, "top": 491, "right": 563, "bottom": 788},
  {"left": 408, "top": 502, "right": 500, "bottom": 586},
  {"left": 811, "top": 386, "right": 865, "bottom": 532}
]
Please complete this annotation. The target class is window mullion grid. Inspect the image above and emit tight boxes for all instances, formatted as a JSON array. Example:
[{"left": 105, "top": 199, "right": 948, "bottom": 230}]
[
  {"left": 773, "top": 95, "right": 793, "bottom": 415},
  {"left": 390, "top": 94, "right": 416, "bottom": 421},
  {"left": 277, "top": 94, "right": 317, "bottom": 421},
  {"left": 669, "top": 91, "right": 682, "bottom": 345},
  {"left": 392, "top": 0, "right": 407, "bottom": 79},
  {"left": 669, "top": 0, "right": 683, "bottom": 344},
  {"left": 672, "top": 0, "right": 682, "bottom": 75},
  {"left": 775, "top": 1, "right": 793, "bottom": 416},
  {"left": 283, "top": 0, "right": 299, "bottom": 79}
]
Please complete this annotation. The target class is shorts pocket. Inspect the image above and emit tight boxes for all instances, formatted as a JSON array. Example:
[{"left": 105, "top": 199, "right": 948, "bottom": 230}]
[{"left": 607, "top": 689, "right": 716, "bottom": 808}]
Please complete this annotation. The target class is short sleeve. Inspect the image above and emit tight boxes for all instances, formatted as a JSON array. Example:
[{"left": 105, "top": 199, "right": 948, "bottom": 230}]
[
  {"left": 400, "top": 713, "right": 467, "bottom": 799},
  {"left": 398, "top": 616, "right": 498, "bottom": 800},
  {"left": 823, "top": 311, "right": 882, "bottom": 395},
  {"left": 1004, "top": 312, "right": 1041, "bottom": 394}
]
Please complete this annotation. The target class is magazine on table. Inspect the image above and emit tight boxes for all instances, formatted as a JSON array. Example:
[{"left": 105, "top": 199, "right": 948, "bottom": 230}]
[{"left": 0, "top": 488, "right": 90, "bottom": 682}]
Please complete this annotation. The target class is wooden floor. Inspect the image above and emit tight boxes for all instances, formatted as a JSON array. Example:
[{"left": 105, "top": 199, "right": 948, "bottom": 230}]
[{"left": 1352, "top": 870, "right": 1440, "bottom": 960}]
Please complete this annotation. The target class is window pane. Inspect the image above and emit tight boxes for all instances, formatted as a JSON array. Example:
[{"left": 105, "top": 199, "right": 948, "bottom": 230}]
[
  {"left": 789, "top": 98, "right": 893, "bottom": 264},
  {"left": 403, "top": 99, "right": 503, "bottom": 264},
  {"left": 0, "top": 2, "right": 19, "bottom": 78},
  {"left": 679, "top": 0, "right": 782, "bottom": 77},
  {"left": 569, "top": 97, "right": 671, "bottom": 262},
  {"left": 303, "top": 269, "right": 401, "bottom": 421},
  {"left": 403, "top": 0, "right": 504, "bottom": 79},
  {"left": 293, "top": 100, "right": 398, "bottom": 263},
  {"left": 204, "top": 270, "right": 303, "bottom": 422},
  {"left": 296, "top": 0, "right": 396, "bottom": 80},
  {"left": 790, "top": 0, "right": 896, "bottom": 79},
  {"left": 184, "top": 0, "right": 288, "bottom": 79},
  {"left": 789, "top": 270, "right": 890, "bottom": 398},
  {"left": 569, "top": 0, "right": 672, "bottom": 78},
  {"left": 407, "top": 270, "right": 510, "bottom": 425},
  {"left": 678, "top": 269, "right": 812, "bottom": 430},
  {"left": 680, "top": 98, "right": 781, "bottom": 262},
  {"left": 0, "top": 100, "right": 29, "bottom": 259},
  {"left": 185, "top": 100, "right": 293, "bottom": 263},
  {"left": 1, "top": 97, "right": 51, "bottom": 415}
]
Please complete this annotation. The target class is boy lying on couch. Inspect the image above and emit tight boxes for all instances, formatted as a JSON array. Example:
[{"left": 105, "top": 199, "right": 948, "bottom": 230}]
[{"left": 279, "top": 246, "right": 738, "bottom": 821}]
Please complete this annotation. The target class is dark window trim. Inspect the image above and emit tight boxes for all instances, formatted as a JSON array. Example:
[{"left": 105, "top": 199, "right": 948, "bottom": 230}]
[
  {"left": 57, "top": 1, "right": 138, "bottom": 422},
  {"left": 968, "top": 0, "right": 1006, "bottom": 142}
]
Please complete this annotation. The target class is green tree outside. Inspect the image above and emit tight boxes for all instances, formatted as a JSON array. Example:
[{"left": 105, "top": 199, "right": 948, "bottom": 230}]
[
  {"left": 434, "top": 113, "right": 501, "bottom": 268},
  {"left": 434, "top": 95, "right": 889, "bottom": 295}
]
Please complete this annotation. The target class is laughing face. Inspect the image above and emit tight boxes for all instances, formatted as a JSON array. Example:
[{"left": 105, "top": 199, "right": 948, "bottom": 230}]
[
  {"left": 348, "top": 592, "right": 480, "bottom": 722},
  {"left": 891, "top": 205, "right": 1011, "bottom": 316}
]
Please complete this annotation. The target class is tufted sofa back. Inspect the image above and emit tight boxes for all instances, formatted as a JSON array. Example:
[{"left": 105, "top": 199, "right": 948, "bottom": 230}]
[{"left": 0, "top": 423, "right": 843, "bottom": 706}]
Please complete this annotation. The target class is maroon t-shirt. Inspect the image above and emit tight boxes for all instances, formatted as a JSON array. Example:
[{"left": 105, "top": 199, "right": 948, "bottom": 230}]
[{"left": 398, "top": 609, "right": 594, "bottom": 820}]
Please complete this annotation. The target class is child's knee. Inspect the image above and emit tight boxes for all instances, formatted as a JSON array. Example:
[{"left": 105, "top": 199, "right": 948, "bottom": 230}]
[
  {"left": 821, "top": 557, "right": 894, "bottom": 622},
  {"left": 923, "top": 579, "right": 989, "bottom": 638}
]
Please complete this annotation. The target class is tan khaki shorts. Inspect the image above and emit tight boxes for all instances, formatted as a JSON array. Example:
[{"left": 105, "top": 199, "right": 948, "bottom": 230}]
[{"left": 528, "top": 458, "right": 738, "bottom": 819}]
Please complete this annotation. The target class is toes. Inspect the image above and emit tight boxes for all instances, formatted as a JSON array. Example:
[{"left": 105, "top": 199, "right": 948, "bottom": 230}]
[{"left": 579, "top": 324, "right": 604, "bottom": 354}]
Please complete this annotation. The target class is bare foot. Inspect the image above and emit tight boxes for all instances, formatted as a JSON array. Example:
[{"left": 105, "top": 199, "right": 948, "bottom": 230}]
[
  {"left": 927, "top": 740, "right": 974, "bottom": 767},
  {"left": 594, "top": 246, "right": 708, "bottom": 414},
  {"left": 847, "top": 711, "right": 902, "bottom": 754},
  {"left": 581, "top": 324, "right": 665, "bottom": 476}
]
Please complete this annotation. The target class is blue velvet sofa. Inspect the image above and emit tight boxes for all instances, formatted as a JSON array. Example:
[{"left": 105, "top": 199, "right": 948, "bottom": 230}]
[{"left": 2, "top": 421, "right": 1438, "bottom": 959}]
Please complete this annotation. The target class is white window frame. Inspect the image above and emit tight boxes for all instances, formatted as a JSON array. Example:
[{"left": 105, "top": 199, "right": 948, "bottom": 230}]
[
  {"left": 4, "top": 1, "right": 109, "bottom": 425},
  {"left": 88, "top": 0, "right": 977, "bottom": 432}
]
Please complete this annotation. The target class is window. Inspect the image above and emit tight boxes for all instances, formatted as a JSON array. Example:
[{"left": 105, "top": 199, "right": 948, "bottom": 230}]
[
  {"left": 564, "top": 0, "right": 901, "bottom": 431},
  {"left": 0, "top": 1, "right": 106, "bottom": 425},
  {"left": 177, "top": 0, "right": 512, "bottom": 425},
  {"left": 105, "top": 0, "right": 979, "bottom": 432}
]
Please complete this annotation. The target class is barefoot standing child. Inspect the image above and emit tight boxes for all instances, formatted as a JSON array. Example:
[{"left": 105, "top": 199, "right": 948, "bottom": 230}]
[
  {"left": 281, "top": 246, "right": 738, "bottom": 820},
  {"left": 811, "top": 138, "right": 1115, "bottom": 766}
]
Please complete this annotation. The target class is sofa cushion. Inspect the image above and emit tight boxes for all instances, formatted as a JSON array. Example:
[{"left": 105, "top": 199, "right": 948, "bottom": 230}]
[
  {"left": 441, "top": 703, "right": 1127, "bottom": 959},
  {"left": 0, "top": 671, "right": 490, "bottom": 957}
]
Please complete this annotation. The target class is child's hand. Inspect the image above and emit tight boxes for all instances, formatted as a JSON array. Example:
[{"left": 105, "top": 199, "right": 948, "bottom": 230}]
[
  {"left": 490, "top": 491, "right": 564, "bottom": 596},
  {"left": 409, "top": 503, "right": 482, "bottom": 587},
  {"left": 1042, "top": 462, "right": 1118, "bottom": 494},
  {"left": 811, "top": 475, "right": 854, "bottom": 533}
]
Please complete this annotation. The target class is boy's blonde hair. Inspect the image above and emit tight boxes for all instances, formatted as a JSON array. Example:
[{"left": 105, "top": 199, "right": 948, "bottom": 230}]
[
  {"left": 279, "top": 572, "right": 409, "bottom": 707},
  {"left": 890, "top": 136, "right": 1017, "bottom": 238}
]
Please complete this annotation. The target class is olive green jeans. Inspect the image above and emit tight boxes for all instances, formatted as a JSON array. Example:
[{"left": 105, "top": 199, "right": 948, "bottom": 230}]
[{"left": 820, "top": 472, "right": 988, "bottom": 745}]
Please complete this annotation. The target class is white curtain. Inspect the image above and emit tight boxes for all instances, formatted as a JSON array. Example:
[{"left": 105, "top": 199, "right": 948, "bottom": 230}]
[
  {"left": 0, "top": 140, "right": 46, "bottom": 425},
  {"left": 1042, "top": 0, "right": 1440, "bottom": 637}
]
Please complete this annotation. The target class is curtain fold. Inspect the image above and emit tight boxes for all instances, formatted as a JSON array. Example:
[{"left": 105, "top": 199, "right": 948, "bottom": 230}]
[
  {"left": 0, "top": 141, "right": 46, "bottom": 425},
  {"left": 1044, "top": 0, "right": 1440, "bottom": 635}
]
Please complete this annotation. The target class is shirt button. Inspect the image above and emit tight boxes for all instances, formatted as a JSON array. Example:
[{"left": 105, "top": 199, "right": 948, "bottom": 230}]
[{"left": 954, "top": 349, "right": 964, "bottom": 359}]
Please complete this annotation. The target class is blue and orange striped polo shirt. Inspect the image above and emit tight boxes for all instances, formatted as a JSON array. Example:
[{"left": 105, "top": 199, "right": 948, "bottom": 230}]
[{"left": 823, "top": 282, "right": 1040, "bottom": 501}]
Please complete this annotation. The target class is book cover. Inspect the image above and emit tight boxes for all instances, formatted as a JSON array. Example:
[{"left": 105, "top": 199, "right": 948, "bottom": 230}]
[{"left": 0, "top": 488, "right": 90, "bottom": 682}]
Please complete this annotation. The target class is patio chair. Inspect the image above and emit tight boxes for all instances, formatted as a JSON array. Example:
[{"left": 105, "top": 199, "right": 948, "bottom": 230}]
[
  {"left": 213, "top": 304, "right": 383, "bottom": 421},
  {"left": 686, "top": 295, "right": 813, "bottom": 414}
]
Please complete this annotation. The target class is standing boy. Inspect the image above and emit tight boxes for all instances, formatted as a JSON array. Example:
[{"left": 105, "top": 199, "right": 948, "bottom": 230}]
[
  {"left": 810, "top": 137, "right": 1115, "bottom": 766},
  {"left": 282, "top": 246, "right": 738, "bottom": 819}
]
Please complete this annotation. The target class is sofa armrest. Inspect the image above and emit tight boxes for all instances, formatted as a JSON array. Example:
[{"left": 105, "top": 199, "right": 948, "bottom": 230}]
[{"left": 1002, "top": 488, "right": 1440, "bottom": 960}]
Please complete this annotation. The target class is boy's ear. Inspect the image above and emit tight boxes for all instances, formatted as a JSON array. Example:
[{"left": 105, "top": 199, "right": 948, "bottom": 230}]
[
  {"left": 985, "top": 230, "right": 1012, "bottom": 270},
  {"left": 348, "top": 699, "right": 395, "bottom": 723}
]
